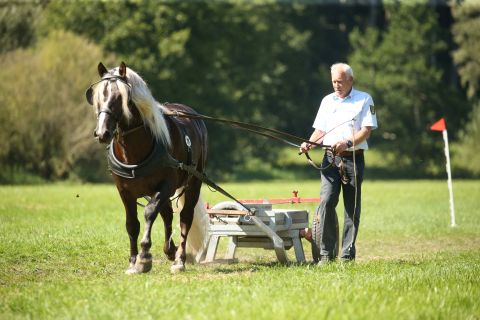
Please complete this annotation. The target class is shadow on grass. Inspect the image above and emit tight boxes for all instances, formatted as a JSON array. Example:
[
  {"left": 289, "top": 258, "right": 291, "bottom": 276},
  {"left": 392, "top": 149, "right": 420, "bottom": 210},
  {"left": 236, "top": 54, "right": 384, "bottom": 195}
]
[{"left": 212, "top": 261, "right": 309, "bottom": 274}]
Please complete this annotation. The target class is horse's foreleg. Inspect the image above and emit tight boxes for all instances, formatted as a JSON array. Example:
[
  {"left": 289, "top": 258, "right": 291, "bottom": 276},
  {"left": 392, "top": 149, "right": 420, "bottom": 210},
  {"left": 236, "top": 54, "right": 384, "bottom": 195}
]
[{"left": 121, "top": 195, "right": 140, "bottom": 275}]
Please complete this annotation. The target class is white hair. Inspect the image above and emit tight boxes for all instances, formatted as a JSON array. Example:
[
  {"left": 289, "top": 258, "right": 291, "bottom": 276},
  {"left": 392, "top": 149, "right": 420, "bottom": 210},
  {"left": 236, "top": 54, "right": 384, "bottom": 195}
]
[{"left": 331, "top": 63, "right": 354, "bottom": 79}]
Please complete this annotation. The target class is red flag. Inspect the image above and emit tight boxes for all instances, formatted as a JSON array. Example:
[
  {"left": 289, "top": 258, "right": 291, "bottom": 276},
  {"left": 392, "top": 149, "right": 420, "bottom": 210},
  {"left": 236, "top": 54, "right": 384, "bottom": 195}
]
[{"left": 431, "top": 118, "right": 447, "bottom": 131}]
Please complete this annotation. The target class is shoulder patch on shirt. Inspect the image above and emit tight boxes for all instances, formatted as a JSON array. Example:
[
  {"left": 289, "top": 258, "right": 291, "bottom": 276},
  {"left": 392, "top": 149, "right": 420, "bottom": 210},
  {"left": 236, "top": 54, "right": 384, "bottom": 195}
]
[{"left": 369, "top": 105, "right": 376, "bottom": 115}]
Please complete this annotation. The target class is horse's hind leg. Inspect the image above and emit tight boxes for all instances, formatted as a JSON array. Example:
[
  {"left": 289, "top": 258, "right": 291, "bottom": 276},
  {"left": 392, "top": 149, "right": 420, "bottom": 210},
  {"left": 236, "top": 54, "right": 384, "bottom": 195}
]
[
  {"left": 159, "top": 202, "right": 177, "bottom": 261},
  {"left": 171, "top": 179, "right": 201, "bottom": 273},
  {"left": 135, "top": 185, "right": 171, "bottom": 273}
]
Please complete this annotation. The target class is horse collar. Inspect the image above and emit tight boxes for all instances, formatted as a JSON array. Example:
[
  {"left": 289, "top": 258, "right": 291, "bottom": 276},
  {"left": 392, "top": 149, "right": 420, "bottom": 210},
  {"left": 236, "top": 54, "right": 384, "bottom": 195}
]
[{"left": 106, "top": 140, "right": 179, "bottom": 179}]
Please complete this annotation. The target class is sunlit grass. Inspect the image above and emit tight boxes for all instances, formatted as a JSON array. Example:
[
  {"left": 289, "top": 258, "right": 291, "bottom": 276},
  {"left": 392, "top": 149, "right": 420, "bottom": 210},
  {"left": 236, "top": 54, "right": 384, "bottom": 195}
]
[{"left": 0, "top": 181, "right": 479, "bottom": 319}]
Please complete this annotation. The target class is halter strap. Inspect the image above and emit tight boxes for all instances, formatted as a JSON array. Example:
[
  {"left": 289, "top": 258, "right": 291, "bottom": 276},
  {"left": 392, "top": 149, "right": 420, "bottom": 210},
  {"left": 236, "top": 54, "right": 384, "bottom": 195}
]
[{"left": 88, "top": 75, "right": 132, "bottom": 89}]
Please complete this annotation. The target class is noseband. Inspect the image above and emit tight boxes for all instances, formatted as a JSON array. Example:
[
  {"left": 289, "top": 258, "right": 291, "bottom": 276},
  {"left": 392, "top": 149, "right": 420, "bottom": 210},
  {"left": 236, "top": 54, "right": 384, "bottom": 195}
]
[{"left": 97, "top": 106, "right": 120, "bottom": 122}]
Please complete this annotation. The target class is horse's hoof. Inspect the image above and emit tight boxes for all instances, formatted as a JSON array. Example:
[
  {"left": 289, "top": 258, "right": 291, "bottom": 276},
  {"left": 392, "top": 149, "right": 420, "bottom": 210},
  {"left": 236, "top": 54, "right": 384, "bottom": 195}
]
[
  {"left": 170, "top": 262, "right": 185, "bottom": 274},
  {"left": 164, "top": 245, "right": 178, "bottom": 261},
  {"left": 165, "top": 249, "right": 177, "bottom": 261},
  {"left": 125, "top": 262, "right": 139, "bottom": 275},
  {"left": 125, "top": 267, "right": 141, "bottom": 275},
  {"left": 135, "top": 257, "right": 153, "bottom": 273}
]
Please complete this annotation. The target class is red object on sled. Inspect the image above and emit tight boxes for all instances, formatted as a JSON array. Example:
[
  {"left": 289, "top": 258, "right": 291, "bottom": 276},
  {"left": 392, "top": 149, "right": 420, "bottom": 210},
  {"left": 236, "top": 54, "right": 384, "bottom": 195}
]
[{"left": 205, "top": 191, "right": 320, "bottom": 209}]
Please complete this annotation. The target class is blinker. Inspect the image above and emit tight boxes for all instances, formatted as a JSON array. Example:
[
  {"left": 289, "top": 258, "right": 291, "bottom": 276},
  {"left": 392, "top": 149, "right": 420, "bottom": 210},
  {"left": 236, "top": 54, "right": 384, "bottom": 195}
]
[{"left": 85, "top": 87, "right": 94, "bottom": 105}]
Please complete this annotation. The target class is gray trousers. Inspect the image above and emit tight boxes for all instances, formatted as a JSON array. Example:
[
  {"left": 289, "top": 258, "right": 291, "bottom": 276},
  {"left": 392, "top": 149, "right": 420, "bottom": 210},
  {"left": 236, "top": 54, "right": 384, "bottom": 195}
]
[{"left": 318, "top": 152, "right": 365, "bottom": 259}]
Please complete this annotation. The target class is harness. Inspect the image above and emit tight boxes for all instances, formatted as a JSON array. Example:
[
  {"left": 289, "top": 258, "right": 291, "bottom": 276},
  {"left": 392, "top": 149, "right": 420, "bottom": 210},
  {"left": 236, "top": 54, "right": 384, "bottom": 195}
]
[
  {"left": 106, "top": 139, "right": 178, "bottom": 179},
  {"left": 107, "top": 115, "right": 194, "bottom": 179},
  {"left": 106, "top": 122, "right": 253, "bottom": 213}
]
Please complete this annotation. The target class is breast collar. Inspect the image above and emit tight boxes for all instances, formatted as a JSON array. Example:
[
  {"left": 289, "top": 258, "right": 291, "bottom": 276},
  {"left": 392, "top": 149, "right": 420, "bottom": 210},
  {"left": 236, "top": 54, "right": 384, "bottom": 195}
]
[
  {"left": 106, "top": 139, "right": 179, "bottom": 179},
  {"left": 106, "top": 116, "right": 196, "bottom": 179}
]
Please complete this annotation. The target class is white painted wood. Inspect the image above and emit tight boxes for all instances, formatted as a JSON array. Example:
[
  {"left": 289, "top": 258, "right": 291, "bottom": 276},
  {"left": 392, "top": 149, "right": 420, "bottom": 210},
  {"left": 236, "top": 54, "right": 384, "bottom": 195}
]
[{"left": 201, "top": 205, "right": 309, "bottom": 264}]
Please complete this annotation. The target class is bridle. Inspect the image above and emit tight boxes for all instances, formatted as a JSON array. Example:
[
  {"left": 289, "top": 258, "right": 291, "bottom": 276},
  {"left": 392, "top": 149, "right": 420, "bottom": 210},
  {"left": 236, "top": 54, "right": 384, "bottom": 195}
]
[
  {"left": 86, "top": 75, "right": 132, "bottom": 95},
  {"left": 86, "top": 74, "right": 133, "bottom": 110},
  {"left": 87, "top": 75, "right": 142, "bottom": 138}
]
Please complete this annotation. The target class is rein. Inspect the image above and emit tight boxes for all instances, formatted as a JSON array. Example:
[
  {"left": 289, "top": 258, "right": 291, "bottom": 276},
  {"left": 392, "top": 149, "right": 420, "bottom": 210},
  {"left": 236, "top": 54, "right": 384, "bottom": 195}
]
[
  {"left": 165, "top": 110, "right": 325, "bottom": 148},
  {"left": 118, "top": 123, "right": 145, "bottom": 137},
  {"left": 164, "top": 110, "right": 343, "bottom": 171}
]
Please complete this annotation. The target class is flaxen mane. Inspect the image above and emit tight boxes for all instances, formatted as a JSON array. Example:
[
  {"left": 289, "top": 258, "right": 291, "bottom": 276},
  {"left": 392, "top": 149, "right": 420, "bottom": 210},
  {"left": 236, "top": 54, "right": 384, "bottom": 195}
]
[{"left": 92, "top": 67, "right": 172, "bottom": 147}]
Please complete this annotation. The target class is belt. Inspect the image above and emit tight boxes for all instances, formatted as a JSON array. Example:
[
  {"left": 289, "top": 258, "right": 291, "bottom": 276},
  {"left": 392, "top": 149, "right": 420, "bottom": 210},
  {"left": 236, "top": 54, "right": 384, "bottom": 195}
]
[{"left": 326, "top": 149, "right": 364, "bottom": 157}]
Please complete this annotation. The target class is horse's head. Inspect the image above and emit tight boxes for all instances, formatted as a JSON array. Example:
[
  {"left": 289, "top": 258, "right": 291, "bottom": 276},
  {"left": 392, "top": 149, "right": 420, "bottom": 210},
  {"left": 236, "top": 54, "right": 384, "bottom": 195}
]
[{"left": 85, "top": 62, "right": 132, "bottom": 144}]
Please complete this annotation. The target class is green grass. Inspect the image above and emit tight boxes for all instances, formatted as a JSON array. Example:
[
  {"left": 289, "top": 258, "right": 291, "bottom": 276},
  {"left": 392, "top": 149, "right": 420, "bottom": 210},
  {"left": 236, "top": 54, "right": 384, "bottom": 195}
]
[{"left": 0, "top": 181, "right": 479, "bottom": 319}]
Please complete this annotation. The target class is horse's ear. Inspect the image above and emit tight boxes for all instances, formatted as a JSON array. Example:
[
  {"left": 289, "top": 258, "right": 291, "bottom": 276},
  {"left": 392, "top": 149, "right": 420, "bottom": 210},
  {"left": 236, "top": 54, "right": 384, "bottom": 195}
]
[
  {"left": 119, "top": 62, "right": 127, "bottom": 78},
  {"left": 97, "top": 62, "right": 108, "bottom": 77},
  {"left": 85, "top": 87, "right": 94, "bottom": 105}
]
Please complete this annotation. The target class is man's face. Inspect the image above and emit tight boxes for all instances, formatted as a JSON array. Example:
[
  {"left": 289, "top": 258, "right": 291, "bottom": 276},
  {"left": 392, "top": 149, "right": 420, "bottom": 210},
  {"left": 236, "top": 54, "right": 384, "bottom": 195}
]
[{"left": 331, "top": 70, "right": 353, "bottom": 98}]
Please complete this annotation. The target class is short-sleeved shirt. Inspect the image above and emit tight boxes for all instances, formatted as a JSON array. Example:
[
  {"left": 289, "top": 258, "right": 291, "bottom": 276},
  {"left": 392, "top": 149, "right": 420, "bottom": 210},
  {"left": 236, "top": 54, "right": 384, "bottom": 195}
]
[{"left": 312, "top": 88, "right": 378, "bottom": 151}]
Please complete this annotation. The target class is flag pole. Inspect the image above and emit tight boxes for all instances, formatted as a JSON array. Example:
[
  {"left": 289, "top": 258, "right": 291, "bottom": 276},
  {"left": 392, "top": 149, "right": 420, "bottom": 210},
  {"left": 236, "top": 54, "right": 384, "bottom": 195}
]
[
  {"left": 442, "top": 129, "right": 456, "bottom": 227},
  {"left": 431, "top": 118, "right": 456, "bottom": 227}
]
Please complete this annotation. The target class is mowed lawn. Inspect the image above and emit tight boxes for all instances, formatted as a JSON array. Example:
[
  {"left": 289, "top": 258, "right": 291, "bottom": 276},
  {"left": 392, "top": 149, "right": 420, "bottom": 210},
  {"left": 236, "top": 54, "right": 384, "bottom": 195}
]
[{"left": 0, "top": 180, "right": 479, "bottom": 319}]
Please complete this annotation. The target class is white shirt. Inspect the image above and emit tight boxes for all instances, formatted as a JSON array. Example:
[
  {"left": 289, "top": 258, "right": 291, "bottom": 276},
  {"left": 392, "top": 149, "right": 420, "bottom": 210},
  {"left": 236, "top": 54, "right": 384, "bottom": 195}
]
[{"left": 312, "top": 88, "right": 377, "bottom": 150}]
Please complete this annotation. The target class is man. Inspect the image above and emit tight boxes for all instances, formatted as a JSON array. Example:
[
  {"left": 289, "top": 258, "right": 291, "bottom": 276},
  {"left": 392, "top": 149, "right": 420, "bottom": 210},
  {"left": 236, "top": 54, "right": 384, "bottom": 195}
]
[{"left": 299, "top": 63, "right": 377, "bottom": 264}]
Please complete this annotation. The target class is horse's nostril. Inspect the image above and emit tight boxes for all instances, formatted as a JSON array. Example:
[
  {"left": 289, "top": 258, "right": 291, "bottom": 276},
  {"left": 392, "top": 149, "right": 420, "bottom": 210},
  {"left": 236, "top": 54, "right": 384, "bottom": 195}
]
[{"left": 93, "top": 130, "right": 98, "bottom": 138}]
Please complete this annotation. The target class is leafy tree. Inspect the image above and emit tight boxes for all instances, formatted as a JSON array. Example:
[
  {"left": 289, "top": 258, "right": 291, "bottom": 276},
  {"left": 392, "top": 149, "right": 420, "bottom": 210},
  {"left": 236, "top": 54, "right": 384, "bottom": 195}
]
[
  {"left": 0, "top": 1, "right": 44, "bottom": 54},
  {"left": 349, "top": 2, "right": 469, "bottom": 173},
  {"left": 0, "top": 30, "right": 116, "bottom": 181},
  {"left": 451, "top": 0, "right": 480, "bottom": 176},
  {"left": 451, "top": 0, "right": 480, "bottom": 100}
]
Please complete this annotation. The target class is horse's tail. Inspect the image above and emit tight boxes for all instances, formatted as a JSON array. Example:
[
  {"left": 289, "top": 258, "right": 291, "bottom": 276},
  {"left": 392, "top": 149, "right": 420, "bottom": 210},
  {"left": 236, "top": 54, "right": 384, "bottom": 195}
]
[{"left": 175, "top": 191, "right": 209, "bottom": 264}]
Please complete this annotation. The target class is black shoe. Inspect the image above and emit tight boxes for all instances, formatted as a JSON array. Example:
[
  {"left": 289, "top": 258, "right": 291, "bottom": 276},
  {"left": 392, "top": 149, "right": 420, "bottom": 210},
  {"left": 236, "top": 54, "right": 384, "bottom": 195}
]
[{"left": 340, "top": 256, "right": 355, "bottom": 263}]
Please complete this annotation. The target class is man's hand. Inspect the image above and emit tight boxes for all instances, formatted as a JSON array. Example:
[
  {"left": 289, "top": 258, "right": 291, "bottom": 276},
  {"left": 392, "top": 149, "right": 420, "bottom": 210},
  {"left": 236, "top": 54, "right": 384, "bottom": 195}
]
[
  {"left": 299, "top": 142, "right": 312, "bottom": 154},
  {"left": 333, "top": 140, "right": 349, "bottom": 154},
  {"left": 300, "top": 129, "right": 325, "bottom": 154}
]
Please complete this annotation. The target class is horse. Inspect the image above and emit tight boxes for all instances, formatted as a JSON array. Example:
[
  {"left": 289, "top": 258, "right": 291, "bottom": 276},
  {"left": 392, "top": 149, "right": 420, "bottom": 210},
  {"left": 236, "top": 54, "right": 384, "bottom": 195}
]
[{"left": 85, "top": 62, "right": 209, "bottom": 274}]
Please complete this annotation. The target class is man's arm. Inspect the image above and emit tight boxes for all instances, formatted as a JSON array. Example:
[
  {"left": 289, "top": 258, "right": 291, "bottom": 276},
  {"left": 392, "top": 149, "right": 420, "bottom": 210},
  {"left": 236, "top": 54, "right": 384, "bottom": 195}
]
[{"left": 333, "top": 126, "right": 372, "bottom": 153}]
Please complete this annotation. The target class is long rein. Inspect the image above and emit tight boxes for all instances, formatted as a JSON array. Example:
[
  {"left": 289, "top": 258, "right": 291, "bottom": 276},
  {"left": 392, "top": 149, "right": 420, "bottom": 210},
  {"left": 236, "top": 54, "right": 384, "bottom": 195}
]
[{"left": 164, "top": 109, "right": 335, "bottom": 170}]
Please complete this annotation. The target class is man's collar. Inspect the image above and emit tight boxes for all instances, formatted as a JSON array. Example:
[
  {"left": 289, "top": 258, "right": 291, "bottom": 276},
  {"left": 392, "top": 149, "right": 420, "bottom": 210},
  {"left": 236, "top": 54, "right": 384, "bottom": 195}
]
[{"left": 333, "top": 87, "right": 355, "bottom": 101}]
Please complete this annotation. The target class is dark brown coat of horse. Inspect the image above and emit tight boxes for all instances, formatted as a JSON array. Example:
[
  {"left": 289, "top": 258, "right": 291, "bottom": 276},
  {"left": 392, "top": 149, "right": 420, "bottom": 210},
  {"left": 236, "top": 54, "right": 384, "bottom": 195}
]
[{"left": 86, "top": 62, "right": 208, "bottom": 273}]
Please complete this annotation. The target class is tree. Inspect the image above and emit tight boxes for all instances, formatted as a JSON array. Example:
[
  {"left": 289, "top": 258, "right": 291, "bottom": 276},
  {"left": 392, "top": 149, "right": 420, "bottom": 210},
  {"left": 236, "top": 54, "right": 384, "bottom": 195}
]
[
  {"left": 0, "top": 30, "right": 116, "bottom": 182},
  {"left": 349, "top": 2, "right": 469, "bottom": 173},
  {"left": 451, "top": 0, "right": 480, "bottom": 100},
  {"left": 0, "top": 1, "right": 44, "bottom": 54},
  {"left": 451, "top": 0, "right": 480, "bottom": 176}
]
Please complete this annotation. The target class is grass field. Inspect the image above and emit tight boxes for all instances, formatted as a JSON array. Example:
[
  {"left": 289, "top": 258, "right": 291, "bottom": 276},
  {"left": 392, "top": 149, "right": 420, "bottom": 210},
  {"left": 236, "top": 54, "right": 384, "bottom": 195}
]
[{"left": 0, "top": 180, "right": 479, "bottom": 319}]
